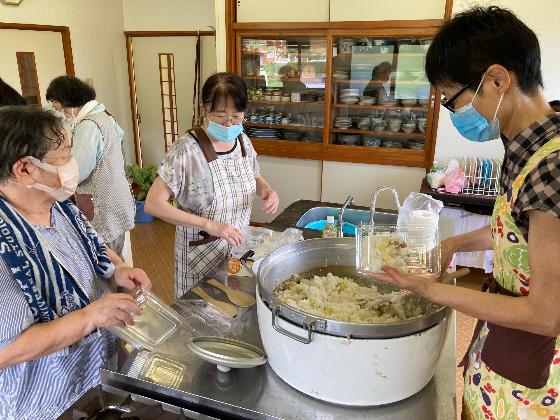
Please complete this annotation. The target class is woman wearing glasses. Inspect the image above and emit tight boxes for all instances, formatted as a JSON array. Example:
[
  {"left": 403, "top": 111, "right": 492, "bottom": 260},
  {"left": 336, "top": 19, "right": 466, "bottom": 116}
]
[
  {"left": 368, "top": 7, "right": 560, "bottom": 419},
  {"left": 145, "top": 73, "right": 279, "bottom": 297}
]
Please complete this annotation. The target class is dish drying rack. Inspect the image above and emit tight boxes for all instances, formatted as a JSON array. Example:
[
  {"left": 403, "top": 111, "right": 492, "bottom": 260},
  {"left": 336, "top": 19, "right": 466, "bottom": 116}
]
[{"left": 460, "top": 157, "right": 502, "bottom": 196}]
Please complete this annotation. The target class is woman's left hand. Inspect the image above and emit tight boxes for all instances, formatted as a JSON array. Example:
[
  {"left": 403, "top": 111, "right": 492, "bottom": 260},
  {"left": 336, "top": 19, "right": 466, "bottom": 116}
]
[
  {"left": 261, "top": 189, "right": 279, "bottom": 214},
  {"left": 367, "top": 265, "right": 438, "bottom": 297},
  {"left": 114, "top": 265, "right": 152, "bottom": 291}
]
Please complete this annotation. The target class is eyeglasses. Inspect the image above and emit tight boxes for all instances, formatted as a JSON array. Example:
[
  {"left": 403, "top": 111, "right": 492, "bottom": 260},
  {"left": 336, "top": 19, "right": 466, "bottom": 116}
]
[
  {"left": 441, "top": 82, "right": 473, "bottom": 113},
  {"left": 207, "top": 112, "right": 245, "bottom": 125}
]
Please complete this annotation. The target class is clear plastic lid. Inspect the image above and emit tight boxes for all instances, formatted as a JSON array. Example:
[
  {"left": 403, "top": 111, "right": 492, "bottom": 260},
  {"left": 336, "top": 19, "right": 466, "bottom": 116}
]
[
  {"left": 356, "top": 224, "right": 440, "bottom": 276},
  {"left": 110, "top": 287, "right": 183, "bottom": 351}
]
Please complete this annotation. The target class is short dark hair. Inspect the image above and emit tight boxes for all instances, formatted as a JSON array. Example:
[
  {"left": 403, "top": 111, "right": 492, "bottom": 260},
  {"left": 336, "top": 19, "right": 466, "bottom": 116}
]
[
  {"left": 46, "top": 76, "right": 96, "bottom": 107},
  {"left": 0, "top": 78, "right": 27, "bottom": 106},
  {"left": 0, "top": 106, "right": 65, "bottom": 182},
  {"left": 425, "top": 6, "right": 543, "bottom": 94},
  {"left": 202, "top": 73, "right": 248, "bottom": 112}
]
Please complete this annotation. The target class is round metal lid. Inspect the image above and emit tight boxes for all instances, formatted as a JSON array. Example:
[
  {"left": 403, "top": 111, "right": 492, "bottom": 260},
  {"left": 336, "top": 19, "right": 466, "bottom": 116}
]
[{"left": 187, "top": 337, "right": 267, "bottom": 372}]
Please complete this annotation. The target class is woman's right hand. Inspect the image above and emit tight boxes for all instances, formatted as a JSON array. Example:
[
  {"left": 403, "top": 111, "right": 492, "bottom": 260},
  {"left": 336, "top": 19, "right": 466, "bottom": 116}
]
[
  {"left": 205, "top": 221, "right": 243, "bottom": 246},
  {"left": 83, "top": 293, "right": 140, "bottom": 330},
  {"left": 439, "top": 237, "right": 461, "bottom": 280}
]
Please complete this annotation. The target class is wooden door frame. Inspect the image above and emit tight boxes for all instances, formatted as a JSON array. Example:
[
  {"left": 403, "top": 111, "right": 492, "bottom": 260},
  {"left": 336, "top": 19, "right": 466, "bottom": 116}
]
[
  {"left": 0, "top": 22, "right": 75, "bottom": 76},
  {"left": 124, "top": 30, "right": 215, "bottom": 166}
]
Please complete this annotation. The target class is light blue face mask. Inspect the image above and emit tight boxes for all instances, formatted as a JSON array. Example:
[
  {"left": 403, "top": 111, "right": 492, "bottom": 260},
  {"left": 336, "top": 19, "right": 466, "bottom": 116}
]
[
  {"left": 450, "top": 74, "right": 504, "bottom": 142},
  {"left": 207, "top": 121, "right": 244, "bottom": 143}
]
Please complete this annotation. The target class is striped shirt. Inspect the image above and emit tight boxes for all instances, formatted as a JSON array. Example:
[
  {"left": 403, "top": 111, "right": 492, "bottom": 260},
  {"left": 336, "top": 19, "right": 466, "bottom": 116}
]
[{"left": 0, "top": 204, "right": 115, "bottom": 420}]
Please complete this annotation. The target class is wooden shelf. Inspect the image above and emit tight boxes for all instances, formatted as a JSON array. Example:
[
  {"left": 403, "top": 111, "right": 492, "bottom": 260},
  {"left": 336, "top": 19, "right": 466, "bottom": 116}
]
[
  {"left": 334, "top": 103, "right": 429, "bottom": 111},
  {"left": 250, "top": 138, "right": 323, "bottom": 160},
  {"left": 335, "top": 52, "right": 425, "bottom": 57},
  {"left": 333, "top": 79, "right": 429, "bottom": 85},
  {"left": 249, "top": 100, "right": 324, "bottom": 106},
  {"left": 331, "top": 127, "right": 425, "bottom": 138},
  {"left": 244, "top": 122, "right": 323, "bottom": 131}
]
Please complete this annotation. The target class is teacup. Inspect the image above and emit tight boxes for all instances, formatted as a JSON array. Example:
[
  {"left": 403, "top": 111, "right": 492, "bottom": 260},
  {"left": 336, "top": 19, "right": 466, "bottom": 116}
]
[{"left": 388, "top": 118, "right": 402, "bottom": 132}]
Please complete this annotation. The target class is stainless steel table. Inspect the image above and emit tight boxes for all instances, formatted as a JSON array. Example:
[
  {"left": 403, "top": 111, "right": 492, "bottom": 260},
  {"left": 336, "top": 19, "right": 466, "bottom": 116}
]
[{"left": 101, "top": 275, "right": 456, "bottom": 419}]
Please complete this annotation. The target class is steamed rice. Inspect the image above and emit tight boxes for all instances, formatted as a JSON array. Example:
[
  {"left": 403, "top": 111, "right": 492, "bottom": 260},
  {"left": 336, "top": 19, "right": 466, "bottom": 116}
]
[{"left": 273, "top": 273, "right": 424, "bottom": 323}]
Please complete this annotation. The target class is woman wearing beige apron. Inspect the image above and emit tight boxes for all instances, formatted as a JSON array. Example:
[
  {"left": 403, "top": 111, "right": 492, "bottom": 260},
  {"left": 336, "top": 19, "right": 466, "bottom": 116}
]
[
  {"left": 369, "top": 7, "right": 560, "bottom": 419},
  {"left": 145, "top": 73, "right": 279, "bottom": 298}
]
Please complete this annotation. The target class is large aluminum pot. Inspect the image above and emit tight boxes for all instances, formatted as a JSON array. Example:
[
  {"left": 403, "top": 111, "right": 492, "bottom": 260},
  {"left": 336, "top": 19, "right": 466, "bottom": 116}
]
[
  {"left": 256, "top": 237, "right": 451, "bottom": 341},
  {"left": 255, "top": 238, "right": 452, "bottom": 406}
]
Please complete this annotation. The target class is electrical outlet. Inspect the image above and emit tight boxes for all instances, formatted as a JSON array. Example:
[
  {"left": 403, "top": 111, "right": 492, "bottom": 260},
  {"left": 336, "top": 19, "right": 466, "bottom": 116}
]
[{"left": 84, "top": 78, "right": 94, "bottom": 88}]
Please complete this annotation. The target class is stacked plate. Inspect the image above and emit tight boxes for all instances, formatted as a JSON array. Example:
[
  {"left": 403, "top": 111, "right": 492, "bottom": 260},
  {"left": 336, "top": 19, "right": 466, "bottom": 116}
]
[
  {"left": 408, "top": 140, "right": 425, "bottom": 150},
  {"left": 357, "top": 117, "right": 371, "bottom": 131},
  {"left": 301, "top": 135, "right": 322, "bottom": 143},
  {"left": 283, "top": 130, "right": 301, "bottom": 141},
  {"left": 338, "top": 134, "right": 362, "bottom": 146},
  {"left": 382, "top": 139, "right": 403, "bottom": 148},
  {"left": 383, "top": 97, "right": 398, "bottom": 107},
  {"left": 333, "top": 70, "right": 349, "bottom": 80},
  {"left": 359, "top": 96, "right": 376, "bottom": 106},
  {"left": 363, "top": 135, "right": 382, "bottom": 147},
  {"left": 334, "top": 117, "right": 352, "bottom": 129},
  {"left": 245, "top": 126, "right": 283, "bottom": 139},
  {"left": 340, "top": 89, "right": 360, "bottom": 104}
]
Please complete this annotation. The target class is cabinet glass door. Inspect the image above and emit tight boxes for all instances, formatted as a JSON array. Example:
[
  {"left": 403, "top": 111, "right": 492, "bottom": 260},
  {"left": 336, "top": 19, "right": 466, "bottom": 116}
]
[
  {"left": 240, "top": 36, "right": 327, "bottom": 144},
  {"left": 330, "top": 36, "right": 432, "bottom": 151}
]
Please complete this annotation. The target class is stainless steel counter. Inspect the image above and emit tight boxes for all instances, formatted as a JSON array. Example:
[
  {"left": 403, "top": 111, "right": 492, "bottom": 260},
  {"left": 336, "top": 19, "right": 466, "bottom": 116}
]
[{"left": 101, "top": 275, "right": 456, "bottom": 419}]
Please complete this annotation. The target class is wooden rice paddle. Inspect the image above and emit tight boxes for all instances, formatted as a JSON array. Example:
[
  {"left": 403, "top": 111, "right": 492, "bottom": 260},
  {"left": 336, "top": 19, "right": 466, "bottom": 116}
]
[
  {"left": 207, "top": 279, "right": 256, "bottom": 307},
  {"left": 191, "top": 287, "right": 238, "bottom": 317}
]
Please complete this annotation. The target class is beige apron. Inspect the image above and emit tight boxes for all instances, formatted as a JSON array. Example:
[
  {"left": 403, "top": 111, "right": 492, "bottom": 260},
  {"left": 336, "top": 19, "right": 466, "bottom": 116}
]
[{"left": 173, "top": 127, "right": 256, "bottom": 298}]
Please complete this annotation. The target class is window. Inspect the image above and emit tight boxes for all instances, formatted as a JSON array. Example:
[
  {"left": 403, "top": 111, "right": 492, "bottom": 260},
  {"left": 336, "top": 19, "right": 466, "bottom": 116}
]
[
  {"left": 158, "top": 53, "right": 179, "bottom": 152},
  {"left": 16, "top": 52, "right": 41, "bottom": 105}
]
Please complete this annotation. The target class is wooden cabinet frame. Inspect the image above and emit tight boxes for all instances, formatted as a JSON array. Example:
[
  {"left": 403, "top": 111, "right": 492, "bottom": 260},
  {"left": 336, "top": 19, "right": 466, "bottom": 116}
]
[{"left": 226, "top": 2, "right": 453, "bottom": 168}]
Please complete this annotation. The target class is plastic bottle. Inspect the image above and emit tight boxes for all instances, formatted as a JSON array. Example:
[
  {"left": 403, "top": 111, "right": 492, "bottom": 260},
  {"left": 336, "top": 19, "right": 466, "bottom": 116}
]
[{"left": 322, "top": 216, "right": 337, "bottom": 238}]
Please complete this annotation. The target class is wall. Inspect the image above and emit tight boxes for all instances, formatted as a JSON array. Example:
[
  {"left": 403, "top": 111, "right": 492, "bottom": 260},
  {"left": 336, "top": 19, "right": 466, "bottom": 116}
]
[
  {"left": 0, "top": 0, "right": 135, "bottom": 163},
  {"left": 132, "top": 36, "right": 216, "bottom": 166},
  {"left": 122, "top": 0, "right": 215, "bottom": 31},
  {"left": 0, "top": 29, "right": 66, "bottom": 104}
]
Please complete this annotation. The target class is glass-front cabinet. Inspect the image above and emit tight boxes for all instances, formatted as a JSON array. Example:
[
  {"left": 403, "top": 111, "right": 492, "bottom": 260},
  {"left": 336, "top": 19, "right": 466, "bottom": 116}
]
[
  {"left": 235, "top": 29, "right": 440, "bottom": 167},
  {"left": 238, "top": 35, "right": 328, "bottom": 156}
]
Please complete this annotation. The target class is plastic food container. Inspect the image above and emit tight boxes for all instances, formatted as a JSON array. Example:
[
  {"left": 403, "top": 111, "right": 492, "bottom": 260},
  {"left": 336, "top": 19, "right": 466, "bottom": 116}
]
[
  {"left": 110, "top": 287, "right": 183, "bottom": 350},
  {"left": 356, "top": 224, "right": 440, "bottom": 275}
]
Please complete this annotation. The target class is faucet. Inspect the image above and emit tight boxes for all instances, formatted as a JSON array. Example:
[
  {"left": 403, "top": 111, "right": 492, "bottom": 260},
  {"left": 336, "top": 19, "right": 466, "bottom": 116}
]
[
  {"left": 369, "top": 187, "right": 401, "bottom": 225},
  {"left": 338, "top": 195, "right": 354, "bottom": 237}
]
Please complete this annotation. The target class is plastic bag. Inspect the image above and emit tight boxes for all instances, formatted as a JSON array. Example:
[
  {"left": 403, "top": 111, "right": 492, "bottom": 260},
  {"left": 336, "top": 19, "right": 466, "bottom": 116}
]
[
  {"left": 397, "top": 192, "right": 443, "bottom": 227},
  {"left": 439, "top": 167, "right": 467, "bottom": 194}
]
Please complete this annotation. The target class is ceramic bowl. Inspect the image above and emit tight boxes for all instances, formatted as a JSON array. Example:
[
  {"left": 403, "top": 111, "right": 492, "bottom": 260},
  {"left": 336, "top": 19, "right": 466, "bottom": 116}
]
[
  {"left": 417, "top": 117, "right": 427, "bottom": 133},
  {"left": 402, "top": 122, "right": 416, "bottom": 133},
  {"left": 400, "top": 99, "right": 417, "bottom": 107}
]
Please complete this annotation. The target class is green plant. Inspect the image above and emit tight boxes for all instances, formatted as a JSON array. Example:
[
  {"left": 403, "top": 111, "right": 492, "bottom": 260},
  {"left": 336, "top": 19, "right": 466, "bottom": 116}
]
[{"left": 127, "top": 164, "right": 157, "bottom": 201}]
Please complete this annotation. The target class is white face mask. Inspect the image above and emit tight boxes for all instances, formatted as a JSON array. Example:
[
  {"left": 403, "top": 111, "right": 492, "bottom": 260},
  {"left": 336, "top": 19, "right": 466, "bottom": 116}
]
[{"left": 27, "top": 156, "right": 79, "bottom": 201}]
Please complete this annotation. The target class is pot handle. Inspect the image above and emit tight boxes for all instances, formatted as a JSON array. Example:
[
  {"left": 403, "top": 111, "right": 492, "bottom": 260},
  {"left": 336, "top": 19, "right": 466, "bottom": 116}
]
[
  {"left": 239, "top": 250, "right": 257, "bottom": 278},
  {"left": 272, "top": 306, "right": 313, "bottom": 344}
]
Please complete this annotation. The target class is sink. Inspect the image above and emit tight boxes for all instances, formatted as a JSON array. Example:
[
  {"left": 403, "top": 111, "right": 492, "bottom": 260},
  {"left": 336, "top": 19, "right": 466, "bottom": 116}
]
[{"left": 295, "top": 206, "right": 397, "bottom": 232}]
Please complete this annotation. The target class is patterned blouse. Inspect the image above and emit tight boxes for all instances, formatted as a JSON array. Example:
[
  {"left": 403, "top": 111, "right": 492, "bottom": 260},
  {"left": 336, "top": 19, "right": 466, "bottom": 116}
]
[
  {"left": 158, "top": 132, "right": 260, "bottom": 213},
  {"left": 500, "top": 103, "right": 560, "bottom": 241}
]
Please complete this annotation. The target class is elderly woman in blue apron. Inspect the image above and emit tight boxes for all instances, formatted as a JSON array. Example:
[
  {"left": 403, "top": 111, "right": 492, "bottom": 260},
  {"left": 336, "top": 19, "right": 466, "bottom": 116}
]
[
  {"left": 145, "top": 73, "right": 279, "bottom": 297},
  {"left": 369, "top": 7, "right": 560, "bottom": 419}
]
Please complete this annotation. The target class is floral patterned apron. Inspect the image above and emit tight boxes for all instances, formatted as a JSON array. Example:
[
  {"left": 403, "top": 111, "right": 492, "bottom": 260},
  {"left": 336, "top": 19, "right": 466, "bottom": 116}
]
[{"left": 462, "top": 137, "right": 560, "bottom": 420}]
